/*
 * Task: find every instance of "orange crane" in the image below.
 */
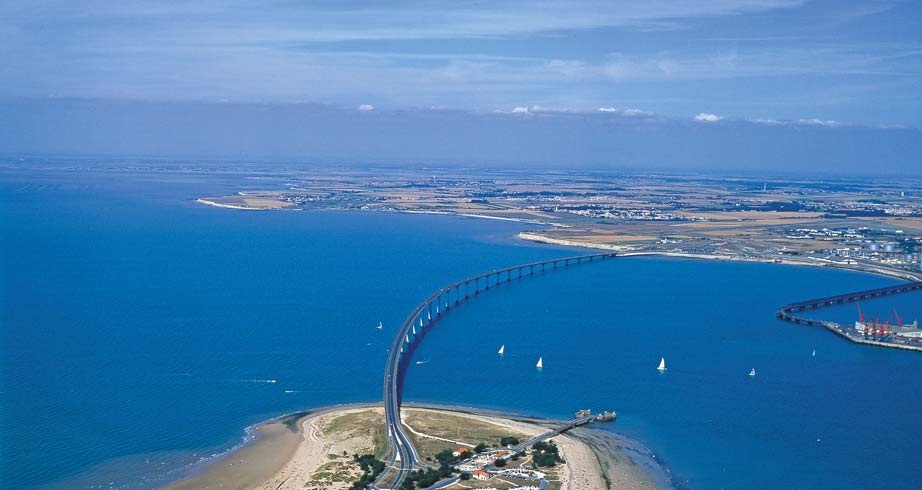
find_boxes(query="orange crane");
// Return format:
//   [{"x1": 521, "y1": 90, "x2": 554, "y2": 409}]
[{"x1": 893, "y1": 307, "x2": 904, "y2": 327}]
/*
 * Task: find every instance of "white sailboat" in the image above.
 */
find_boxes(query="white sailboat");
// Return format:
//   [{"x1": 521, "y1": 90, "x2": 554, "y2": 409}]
[
  {"x1": 749, "y1": 368, "x2": 756, "y2": 377},
  {"x1": 412, "y1": 325, "x2": 417, "y2": 336},
  {"x1": 536, "y1": 357, "x2": 543, "y2": 369},
  {"x1": 498, "y1": 344, "x2": 505, "y2": 355},
  {"x1": 812, "y1": 349, "x2": 816, "y2": 357},
  {"x1": 377, "y1": 321, "x2": 383, "y2": 330},
  {"x1": 657, "y1": 357, "x2": 667, "y2": 372}
]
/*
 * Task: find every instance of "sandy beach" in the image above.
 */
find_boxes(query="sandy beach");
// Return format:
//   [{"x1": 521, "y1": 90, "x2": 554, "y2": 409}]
[{"x1": 161, "y1": 404, "x2": 668, "y2": 490}]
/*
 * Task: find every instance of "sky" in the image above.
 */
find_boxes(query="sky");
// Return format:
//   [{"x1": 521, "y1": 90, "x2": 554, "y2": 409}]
[{"x1": 1, "y1": 1, "x2": 920, "y2": 172}]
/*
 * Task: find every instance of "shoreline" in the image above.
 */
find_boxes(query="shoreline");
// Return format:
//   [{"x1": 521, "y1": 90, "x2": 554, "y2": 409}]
[
  {"x1": 516, "y1": 231, "x2": 922, "y2": 282},
  {"x1": 171, "y1": 203, "x2": 916, "y2": 490},
  {"x1": 160, "y1": 403, "x2": 674, "y2": 490},
  {"x1": 194, "y1": 199, "x2": 920, "y2": 283},
  {"x1": 196, "y1": 198, "x2": 265, "y2": 211}
]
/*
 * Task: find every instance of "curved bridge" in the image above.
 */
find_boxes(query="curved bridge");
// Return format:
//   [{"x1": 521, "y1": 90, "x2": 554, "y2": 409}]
[{"x1": 375, "y1": 252, "x2": 616, "y2": 488}]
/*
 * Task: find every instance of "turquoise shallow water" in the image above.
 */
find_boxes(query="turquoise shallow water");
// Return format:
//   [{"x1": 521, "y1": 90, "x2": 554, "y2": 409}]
[{"x1": 1, "y1": 168, "x2": 920, "y2": 490}]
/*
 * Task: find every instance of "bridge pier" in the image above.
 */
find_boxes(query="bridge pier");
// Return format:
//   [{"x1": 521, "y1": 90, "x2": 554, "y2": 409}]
[{"x1": 378, "y1": 252, "x2": 618, "y2": 489}]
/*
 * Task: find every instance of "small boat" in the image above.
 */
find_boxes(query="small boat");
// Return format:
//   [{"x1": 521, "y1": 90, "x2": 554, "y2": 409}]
[
  {"x1": 498, "y1": 344, "x2": 505, "y2": 355},
  {"x1": 377, "y1": 321, "x2": 383, "y2": 330},
  {"x1": 749, "y1": 368, "x2": 756, "y2": 377},
  {"x1": 657, "y1": 357, "x2": 667, "y2": 372},
  {"x1": 812, "y1": 349, "x2": 816, "y2": 357},
  {"x1": 536, "y1": 357, "x2": 543, "y2": 369}
]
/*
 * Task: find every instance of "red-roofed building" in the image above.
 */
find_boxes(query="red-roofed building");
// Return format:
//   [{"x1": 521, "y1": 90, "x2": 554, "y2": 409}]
[{"x1": 471, "y1": 470, "x2": 490, "y2": 480}]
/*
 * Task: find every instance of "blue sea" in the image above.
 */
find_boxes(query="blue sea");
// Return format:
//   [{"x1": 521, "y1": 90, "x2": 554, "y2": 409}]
[{"x1": 2, "y1": 165, "x2": 921, "y2": 490}]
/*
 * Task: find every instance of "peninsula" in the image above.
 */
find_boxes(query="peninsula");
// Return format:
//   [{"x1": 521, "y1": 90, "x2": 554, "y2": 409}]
[
  {"x1": 164, "y1": 404, "x2": 666, "y2": 490},
  {"x1": 196, "y1": 168, "x2": 922, "y2": 280}
]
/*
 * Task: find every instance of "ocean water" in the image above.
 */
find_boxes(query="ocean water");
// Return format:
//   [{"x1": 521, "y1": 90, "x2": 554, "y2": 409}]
[{"x1": 2, "y1": 167, "x2": 921, "y2": 490}]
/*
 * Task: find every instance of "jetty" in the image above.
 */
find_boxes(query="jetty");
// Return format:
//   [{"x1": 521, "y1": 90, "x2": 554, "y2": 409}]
[{"x1": 777, "y1": 281, "x2": 922, "y2": 352}]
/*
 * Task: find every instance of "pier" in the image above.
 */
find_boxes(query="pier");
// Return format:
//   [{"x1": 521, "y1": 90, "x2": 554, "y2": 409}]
[
  {"x1": 777, "y1": 281, "x2": 922, "y2": 352},
  {"x1": 376, "y1": 253, "x2": 617, "y2": 489}
]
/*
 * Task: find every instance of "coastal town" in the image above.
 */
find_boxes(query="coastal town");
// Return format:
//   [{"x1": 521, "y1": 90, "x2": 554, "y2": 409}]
[{"x1": 197, "y1": 168, "x2": 922, "y2": 280}]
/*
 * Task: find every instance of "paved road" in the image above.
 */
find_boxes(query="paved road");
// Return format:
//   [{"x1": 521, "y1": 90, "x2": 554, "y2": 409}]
[{"x1": 426, "y1": 416, "x2": 595, "y2": 490}]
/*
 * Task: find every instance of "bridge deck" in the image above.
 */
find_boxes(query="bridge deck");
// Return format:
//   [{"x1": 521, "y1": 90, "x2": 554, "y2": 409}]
[{"x1": 376, "y1": 252, "x2": 616, "y2": 488}]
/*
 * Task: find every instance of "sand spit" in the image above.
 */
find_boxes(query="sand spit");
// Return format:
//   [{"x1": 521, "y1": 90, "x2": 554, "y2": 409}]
[{"x1": 161, "y1": 404, "x2": 669, "y2": 490}]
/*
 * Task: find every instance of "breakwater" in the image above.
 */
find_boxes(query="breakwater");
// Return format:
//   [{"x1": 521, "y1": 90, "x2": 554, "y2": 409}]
[{"x1": 777, "y1": 281, "x2": 922, "y2": 352}]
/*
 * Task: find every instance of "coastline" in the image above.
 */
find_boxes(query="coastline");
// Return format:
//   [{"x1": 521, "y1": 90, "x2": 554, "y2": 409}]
[
  {"x1": 194, "y1": 197, "x2": 920, "y2": 284},
  {"x1": 196, "y1": 198, "x2": 265, "y2": 211},
  {"x1": 160, "y1": 403, "x2": 673, "y2": 490},
  {"x1": 516, "y1": 231, "x2": 922, "y2": 282},
  {"x1": 172, "y1": 203, "x2": 917, "y2": 490}
]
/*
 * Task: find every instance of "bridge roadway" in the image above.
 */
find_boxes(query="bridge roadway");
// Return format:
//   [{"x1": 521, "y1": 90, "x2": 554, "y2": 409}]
[
  {"x1": 375, "y1": 252, "x2": 616, "y2": 489},
  {"x1": 776, "y1": 280, "x2": 922, "y2": 351}
]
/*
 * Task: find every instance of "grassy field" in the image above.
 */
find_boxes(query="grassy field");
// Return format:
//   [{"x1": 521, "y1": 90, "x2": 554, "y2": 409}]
[{"x1": 403, "y1": 409, "x2": 531, "y2": 461}]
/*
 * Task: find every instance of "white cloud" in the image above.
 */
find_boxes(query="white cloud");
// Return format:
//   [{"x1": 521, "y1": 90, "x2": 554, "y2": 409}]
[
  {"x1": 357, "y1": 104, "x2": 375, "y2": 111},
  {"x1": 750, "y1": 118, "x2": 782, "y2": 125},
  {"x1": 598, "y1": 106, "x2": 617, "y2": 112},
  {"x1": 511, "y1": 106, "x2": 530, "y2": 113},
  {"x1": 623, "y1": 108, "x2": 654, "y2": 116},
  {"x1": 694, "y1": 112, "x2": 723, "y2": 122},
  {"x1": 798, "y1": 118, "x2": 840, "y2": 127}
]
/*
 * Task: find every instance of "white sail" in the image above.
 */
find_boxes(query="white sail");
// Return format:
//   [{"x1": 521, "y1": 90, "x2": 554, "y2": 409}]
[
  {"x1": 812, "y1": 349, "x2": 816, "y2": 357},
  {"x1": 427, "y1": 311, "x2": 431, "y2": 321},
  {"x1": 405, "y1": 334, "x2": 410, "y2": 343},
  {"x1": 412, "y1": 325, "x2": 416, "y2": 336},
  {"x1": 749, "y1": 368, "x2": 756, "y2": 377},
  {"x1": 498, "y1": 344, "x2": 505, "y2": 355},
  {"x1": 657, "y1": 357, "x2": 667, "y2": 371},
  {"x1": 419, "y1": 317, "x2": 423, "y2": 327},
  {"x1": 536, "y1": 356, "x2": 543, "y2": 369},
  {"x1": 377, "y1": 321, "x2": 383, "y2": 330}
]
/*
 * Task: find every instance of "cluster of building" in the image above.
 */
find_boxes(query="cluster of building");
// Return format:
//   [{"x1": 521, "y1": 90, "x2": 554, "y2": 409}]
[
  {"x1": 451, "y1": 446, "x2": 548, "y2": 488},
  {"x1": 781, "y1": 227, "x2": 922, "y2": 271},
  {"x1": 454, "y1": 448, "x2": 515, "y2": 470},
  {"x1": 800, "y1": 198, "x2": 920, "y2": 217},
  {"x1": 539, "y1": 204, "x2": 704, "y2": 221}
]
